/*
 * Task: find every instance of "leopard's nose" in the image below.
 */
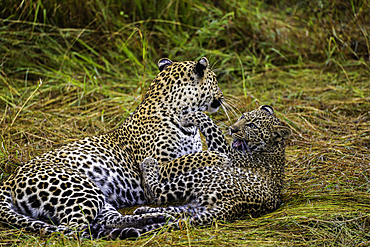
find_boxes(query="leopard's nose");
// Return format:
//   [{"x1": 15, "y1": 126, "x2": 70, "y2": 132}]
[
  {"x1": 229, "y1": 126, "x2": 237, "y2": 135},
  {"x1": 210, "y1": 99, "x2": 221, "y2": 108}
]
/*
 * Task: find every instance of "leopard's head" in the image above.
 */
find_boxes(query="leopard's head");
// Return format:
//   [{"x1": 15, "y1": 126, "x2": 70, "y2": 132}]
[
  {"x1": 230, "y1": 105, "x2": 291, "y2": 152},
  {"x1": 145, "y1": 57, "x2": 223, "y2": 115}
]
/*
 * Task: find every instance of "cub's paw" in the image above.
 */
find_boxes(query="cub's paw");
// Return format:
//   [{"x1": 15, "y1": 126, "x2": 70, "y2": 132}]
[
  {"x1": 140, "y1": 157, "x2": 159, "y2": 171},
  {"x1": 180, "y1": 112, "x2": 208, "y2": 128}
]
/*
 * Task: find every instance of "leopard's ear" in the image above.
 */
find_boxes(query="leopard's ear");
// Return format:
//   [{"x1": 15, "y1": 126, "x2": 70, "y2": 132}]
[
  {"x1": 158, "y1": 58, "x2": 173, "y2": 72},
  {"x1": 260, "y1": 105, "x2": 274, "y2": 115},
  {"x1": 195, "y1": 57, "x2": 209, "y2": 78},
  {"x1": 273, "y1": 125, "x2": 292, "y2": 140}
]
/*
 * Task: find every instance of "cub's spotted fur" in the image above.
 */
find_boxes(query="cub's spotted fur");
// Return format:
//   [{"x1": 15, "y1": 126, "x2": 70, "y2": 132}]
[{"x1": 134, "y1": 105, "x2": 291, "y2": 231}]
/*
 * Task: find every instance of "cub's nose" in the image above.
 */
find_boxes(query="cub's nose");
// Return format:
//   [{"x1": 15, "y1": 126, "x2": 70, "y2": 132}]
[
  {"x1": 229, "y1": 126, "x2": 237, "y2": 135},
  {"x1": 229, "y1": 126, "x2": 237, "y2": 133}
]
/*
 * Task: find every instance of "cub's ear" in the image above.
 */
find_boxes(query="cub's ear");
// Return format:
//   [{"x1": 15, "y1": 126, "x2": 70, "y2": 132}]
[
  {"x1": 195, "y1": 57, "x2": 209, "y2": 78},
  {"x1": 158, "y1": 58, "x2": 173, "y2": 72},
  {"x1": 273, "y1": 125, "x2": 292, "y2": 140},
  {"x1": 260, "y1": 105, "x2": 274, "y2": 115}
]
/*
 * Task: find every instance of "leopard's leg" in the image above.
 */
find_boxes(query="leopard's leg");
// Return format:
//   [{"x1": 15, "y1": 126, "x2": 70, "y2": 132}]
[
  {"x1": 139, "y1": 157, "x2": 160, "y2": 202},
  {"x1": 140, "y1": 155, "x2": 230, "y2": 202},
  {"x1": 140, "y1": 156, "x2": 198, "y2": 205},
  {"x1": 1, "y1": 167, "x2": 171, "y2": 240},
  {"x1": 0, "y1": 184, "x2": 69, "y2": 235},
  {"x1": 180, "y1": 112, "x2": 231, "y2": 154},
  {"x1": 134, "y1": 201, "x2": 232, "y2": 233},
  {"x1": 134, "y1": 203, "x2": 209, "y2": 218},
  {"x1": 0, "y1": 171, "x2": 101, "y2": 237},
  {"x1": 143, "y1": 152, "x2": 231, "y2": 184},
  {"x1": 86, "y1": 202, "x2": 175, "y2": 239},
  {"x1": 137, "y1": 164, "x2": 248, "y2": 233}
]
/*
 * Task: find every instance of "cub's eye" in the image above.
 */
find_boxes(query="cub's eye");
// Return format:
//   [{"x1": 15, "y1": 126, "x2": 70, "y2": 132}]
[
  {"x1": 239, "y1": 115, "x2": 245, "y2": 120},
  {"x1": 248, "y1": 123, "x2": 257, "y2": 129}
]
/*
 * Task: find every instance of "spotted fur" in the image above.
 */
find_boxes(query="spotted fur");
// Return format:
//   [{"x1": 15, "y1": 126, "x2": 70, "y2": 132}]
[
  {"x1": 134, "y1": 105, "x2": 292, "y2": 232},
  {"x1": 0, "y1": 57, "x2": 223, "y2": 239}
]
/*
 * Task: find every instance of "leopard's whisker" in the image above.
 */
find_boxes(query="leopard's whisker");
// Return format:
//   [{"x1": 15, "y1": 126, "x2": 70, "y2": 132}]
[
  {"x1": 225, "y1": 94, "x2": 244, "y2": 105},
  {"x1": 224, "y1": 97, "x2": 242, "y2": 116},
  {"x1": 220, "y1": 103, "x2": 234, "y2": 120},
  {"x1": 223, "y1": 99, "x2": 243, "y2": 115},
  {"x1": 222, "y1": 99, "x2": 240, "y2": 119},
  {"x1": 221, "y1": 103, "x2": 232, "y2": 123},
  {"x1": 222, "y1": 102, "x2": 231, "y2": 119},
  {"x1": 223, "y1": 96, "x2": 241, "y2": 106},
  {"x1": 222, "y1": 100, "x2": 239, "y2": 123}
]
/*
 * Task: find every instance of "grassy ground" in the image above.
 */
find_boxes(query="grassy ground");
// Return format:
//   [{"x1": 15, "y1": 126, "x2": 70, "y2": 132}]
[{"x1": 1, "y1": 0, "x2": 370, "y2": 246}]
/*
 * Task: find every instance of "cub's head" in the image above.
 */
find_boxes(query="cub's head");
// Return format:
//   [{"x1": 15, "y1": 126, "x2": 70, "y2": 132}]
[
  {"x1": 230, "y1": 105, "x2": 291, "y2": 152},
  {"x1": 145, "y1": 57, "x2": 223, "y2": 114}
]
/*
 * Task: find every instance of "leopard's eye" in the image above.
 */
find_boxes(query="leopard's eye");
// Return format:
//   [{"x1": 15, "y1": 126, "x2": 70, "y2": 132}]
[{"x1": 248, "y1": 123, "x2": 257, "y2": 129}]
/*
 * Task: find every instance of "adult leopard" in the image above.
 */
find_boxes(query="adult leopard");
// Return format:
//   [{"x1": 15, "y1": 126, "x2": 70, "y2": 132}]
[
  {"x1": 134, "y1": 105, "x2": 291, "y2": 233},
  {"x1": 0, "y1": 57, "x2": 223, "y2": 239}
]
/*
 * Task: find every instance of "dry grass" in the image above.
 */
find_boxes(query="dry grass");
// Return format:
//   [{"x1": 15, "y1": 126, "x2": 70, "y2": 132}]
[{"x1": 1, "y1": 0, "x2": 370, "y2": 246}]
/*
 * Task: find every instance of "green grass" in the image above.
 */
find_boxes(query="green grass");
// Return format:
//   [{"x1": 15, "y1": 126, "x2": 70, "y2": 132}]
[{"x1": 1, "y1": 0, "x2": 370, "y2": 246}]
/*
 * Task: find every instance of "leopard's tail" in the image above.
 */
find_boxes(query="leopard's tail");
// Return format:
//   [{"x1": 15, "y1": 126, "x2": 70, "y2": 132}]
[{"x1": 0, "y1": 184, "x2": 68, "y2": 235}]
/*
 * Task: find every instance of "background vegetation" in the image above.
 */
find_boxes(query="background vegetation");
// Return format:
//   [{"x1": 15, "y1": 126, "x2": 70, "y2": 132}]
[{"x1": 1, "y1": 0, "x2": 369, "y2": 246}]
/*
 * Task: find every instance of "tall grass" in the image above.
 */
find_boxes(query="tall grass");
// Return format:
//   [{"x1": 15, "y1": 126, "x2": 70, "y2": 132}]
[{"x1": 1, "y1": 0, "x2": 370, "y2": 246}]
